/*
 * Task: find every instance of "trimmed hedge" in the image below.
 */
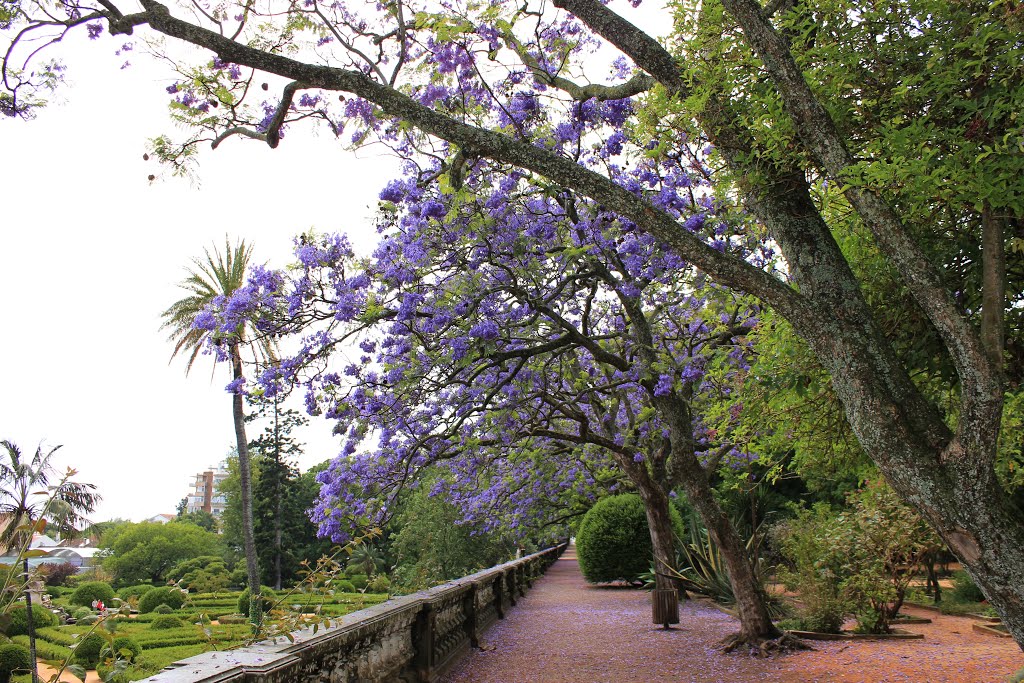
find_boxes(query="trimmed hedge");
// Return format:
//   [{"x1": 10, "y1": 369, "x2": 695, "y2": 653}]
[
  {"x1": 5, "y1": 603, "x2": 57, "y2": 636},
  {"x1": 102, "y1": 636, "x2": 142, "y2": 662},
  {"x1": 0, "y1": 643, "x2": 32, "y2": 683},
  {"x1": 72, "y1": 632, "x2": 107, "y2": 667},
  {"x1": 576, "y1": 493, "x2": 684, "y2": 584},
  {"x1": 236, "y1": 587, "x2": 275, "y2": 618},
  {"x1": 138, "y1": 587, "x2": 186, "y2": 614},
  {"x1": 69, "y1": 581, "x2": 116, "y2": 608},
  {"x1": 149, "y1": 615, "x2": 184, "y2": 630}
]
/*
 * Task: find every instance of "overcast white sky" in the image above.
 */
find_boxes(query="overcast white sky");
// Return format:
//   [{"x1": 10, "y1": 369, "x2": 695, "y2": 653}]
[
  {"x1": 0, "y1": 31, "x2": 400, "y2": 523},
  {"x1": 0, "y1": 0, "x2": 664, "y2": 525}
]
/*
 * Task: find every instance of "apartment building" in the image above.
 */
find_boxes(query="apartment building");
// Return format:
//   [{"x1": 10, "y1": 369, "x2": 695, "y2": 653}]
[{"x1": 186, "y1": 461, "x2": 231, "y2": 517}]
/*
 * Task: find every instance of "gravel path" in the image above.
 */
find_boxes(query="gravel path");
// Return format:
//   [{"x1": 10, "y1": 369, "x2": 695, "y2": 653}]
[{"x1": 442, "y1": 547, "x2": 1024, "y2": 683}]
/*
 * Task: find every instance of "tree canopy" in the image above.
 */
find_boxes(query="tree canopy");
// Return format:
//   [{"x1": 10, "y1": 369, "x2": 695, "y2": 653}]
[{"x1": 3, "y1": 0, "x2": 1023, "y2": 647}]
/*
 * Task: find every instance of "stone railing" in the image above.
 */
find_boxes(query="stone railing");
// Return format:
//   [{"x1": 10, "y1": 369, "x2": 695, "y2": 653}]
[{"x1": 142, "y1": 543, "x2": 567, "y2": 683}]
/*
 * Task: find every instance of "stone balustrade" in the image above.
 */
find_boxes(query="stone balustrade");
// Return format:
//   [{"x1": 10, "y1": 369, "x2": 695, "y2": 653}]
[{"x1": 141, "y1": 543, "x2": 567, "y2": 683}]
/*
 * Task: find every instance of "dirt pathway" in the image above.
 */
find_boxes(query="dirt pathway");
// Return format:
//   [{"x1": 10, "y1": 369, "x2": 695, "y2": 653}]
[{"x1": 442, "y1": 547, "x2": 1024, "y2": 683}]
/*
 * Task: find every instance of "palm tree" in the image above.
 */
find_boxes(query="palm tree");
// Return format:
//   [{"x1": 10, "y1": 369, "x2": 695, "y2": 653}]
[
  {"x1": 160, "y1": 237, "x2": 274, "y2": 627},
  {"x1": 0, "y1": 440, "x2": 99, "y2": 683},
  {"x1": 0, "y1": 441, "x2": 99, "y2": 552}
]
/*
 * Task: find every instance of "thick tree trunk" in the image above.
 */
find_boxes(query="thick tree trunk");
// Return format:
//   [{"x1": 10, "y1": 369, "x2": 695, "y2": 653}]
[
  {"x1": 231, "y1": 343, "x2": 262, "y2": 628},
  {"x1": 634, "y1": 478, "x2": 685, "y2": 600},
  {"x1": 659, "y1": 400, "x2": 781, "y2": 646}
]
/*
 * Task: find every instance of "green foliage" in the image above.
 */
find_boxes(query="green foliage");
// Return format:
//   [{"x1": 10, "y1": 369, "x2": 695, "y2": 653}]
[
  {"x1": 366, "y1": 575, "x2": 391, "y2": 593},
  {"x1": 117, "y1": 584, "x2": 155, "y2": 601},
  {"x1": 102, "y1": 636, "x2": 142, "y2": 662},
  {"x1": 576, "y1": 494, "x2": 684, "y2": 585},
  {"x1": 5, "y1": 603, "x2": 56, "y2": 636},
  {"x1": 102, "y1": 521, "x2": 224, "y2": 585},
  {"x1": 236, "y1": 587, "x2": 274, "y2": 617},
  {"x1": 0, "y1": 643, "x2": 31, "y2": 683},
  {"x1": 951, "y1": 570, "x2": 986, "y2": 604},
  {"x1": 149, "y1": 615, "x2": 184, "y2": 630},
  {"x1": 175, "y1": 511, "x2": 218, "y2": 532},
  {"x1": 166, "y1": 556, "x2": 231, "y2": 593},
  {"x1": 389, "y1": 476, "x2": 515, "y2": 590},
  {"x1": 72, "y1": 631, "x2": 107, "y2": 667},
  {"x1": 333, "y1": 580, "x2": 356, "y2": 594},
  {"x1": 72, "y1": 607, "x2": 93, "y2": 621},
  {"x1": 69, "y1": 580, "x2": 116, "y2": 607},
  {"x1": 775, "y1": 480, "x2": 941, "y2": 633},
  {"x1": 152, "y1": 604, "x2": 174, "y2": 615},
  {"x1": 138, "y1": 587, "x2": 187, "y2": 614},
  {"x1": 347, "y1": 574, "x2": 368, "y2": 591}
]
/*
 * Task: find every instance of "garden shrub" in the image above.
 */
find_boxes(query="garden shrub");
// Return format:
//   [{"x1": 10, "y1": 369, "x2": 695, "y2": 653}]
[
  {"x1": 0, "y1": 643, "x2": 32, "y2": 683},
  {"x1": 78, "y1": 614, "x2": 99, "y2": 625},
  {"x1": 72, "y1": 607, "x2": 93, "y2": 620},
  {"x1": 118, "y1": 584, "x2": 155, "y2": 601},
  {"x1": 42, "y1": 562, "x2": 80, "y2": 587},
  {"x1": 102, "y1": 636, "x2": 141, "y2": 662},
  {"x1": 5, "y1": 603, "x2": 57, "y2": 636},
  {"x1": 950, "y1": 570, "x2": 986, "y2": 603},
  {"x1": 775, "y1": 481, "x2": 940, "y2": 634},
  {"x1": 347, "y1": 574, "x2": 368, "y2": 591},
  {"x1": 237, "y1": 587, "x2": 275, "y2": 617},
  {"x1": 334, "y1": 580, "x2": 356, "y2": 594},
  {"x1": 72, "y1": 632, "x2": 107, "y2": 667},
  {"x1": 70, "y1": 581, "x2": 116, "y2": 607},
  {"x1": 215, "y1": 614, "x2": 247, "y2": 625},
  {"x1": 576, "y1": 494, "x2": 683, "y2": 584},
  {"x1": 366, "y1": 575, "x2": 391, "y2": 593},
  {"x1": 150, "y1": 615, "x2": 184, "y2": 630},
  {"x1": 153, "y1": 604, "x2": 174, "y2": 614},
  {"x1": 96, "y1": 662, "x2": 134, "y2": 683},
  {"x1": 138, "y1": 587, "x2": 186, "y2": 613}
]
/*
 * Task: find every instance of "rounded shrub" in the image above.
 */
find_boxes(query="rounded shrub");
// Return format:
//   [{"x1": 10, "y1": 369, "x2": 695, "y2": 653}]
[
  {"x1": 348, "y1": 574, "x2": 368, "y2": 591},
  {"x1": 149, "y1": 615, "x2": 184, "y2": 630},
  {"x1": 334, "y1": 580, "x2": 356, "y2": 594},
  {"x1": 237, "y1": 586, "x2": 275, "y2": 617},
  {"x1": 102, "y1": 636, "x2": 141, "y2": 663},
  {"x1": 138, "y1": 587, "x2": 186, "y2": 613},
  {"x1": 153, "y1": 604, "x2": 174, "y2": 614},
  {"x1": 117, "y1": 584, "x2": 155, "y2": 601},
  {"x1": 72, "y1": 632, "x2": 107, "y2": 667},
  {"x1": 366, "y1": 575, "x2": 391, "y2": 593},
  {"x1": 70, "y1": 581, "x2": 116, "y2": 608},
  {"x1": 72, "y1": 607, "x2": 94, "y2": 620},
  {"x1": 576, "y1": 494, "x2": 683, "y2": 585},
  {"x1": 5, "y1": 603, "x2": 57, "y2": 636},
  {"x1": 95, "y1": 663, "x2": 133, "y2": 683},
  {"x1": 0, "y1": 643, "x2": 32, "y2": 683}
]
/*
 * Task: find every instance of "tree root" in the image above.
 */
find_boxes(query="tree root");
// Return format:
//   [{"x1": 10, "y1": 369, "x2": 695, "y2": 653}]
[{"x1": 719, "y1": 631, "x2": 812, "y2": 657}]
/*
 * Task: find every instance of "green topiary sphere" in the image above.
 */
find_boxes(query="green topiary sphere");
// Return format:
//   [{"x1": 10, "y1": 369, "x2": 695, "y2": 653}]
[
  {"x1": 72, "y1": 632, "x2": 107, "y2": 668},
  {"x1": 69, "y1": 581, "x2": 116, "y2": 608},
  {"x1": 102, "y1": 636, "x2": 141, "y2": 663},
  {"x1": 138, "y1": 587, "x2": 186, "y2": 614},
  {"x1": 5, "y1": 603, "x2": 57, "y2": 636},
  {"x1": 236, "y1": 586, "x2": 275, "y2": 617},
  {"x1": 150, "y1": 615, "x2": 184, "y2": 630},
  {"x1": 576, "y1": 493, "x2": 683, "y2": 585},
  {"x1": 0, "y1": 643, "x2": 32, "y2": 683}
]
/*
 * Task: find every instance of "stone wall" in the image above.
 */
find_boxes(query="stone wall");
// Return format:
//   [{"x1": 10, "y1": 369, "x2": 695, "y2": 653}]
[{"x1": 141, "y1": 544, "x2": 566, "y2": 683}]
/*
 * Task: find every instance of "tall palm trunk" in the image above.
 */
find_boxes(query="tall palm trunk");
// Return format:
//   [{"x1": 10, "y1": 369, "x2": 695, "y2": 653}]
[{"x1": 231, "y1": 342, "x2": 261, "y2": 627}]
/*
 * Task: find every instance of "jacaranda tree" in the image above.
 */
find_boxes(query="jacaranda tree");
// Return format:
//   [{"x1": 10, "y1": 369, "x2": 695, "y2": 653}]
[
  {"x1": 198, "y1": 153, "x2": 784, "y2": 645},
  {"x1": 4, "y1": 0, "x2": 1023, "y2": 648}
]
